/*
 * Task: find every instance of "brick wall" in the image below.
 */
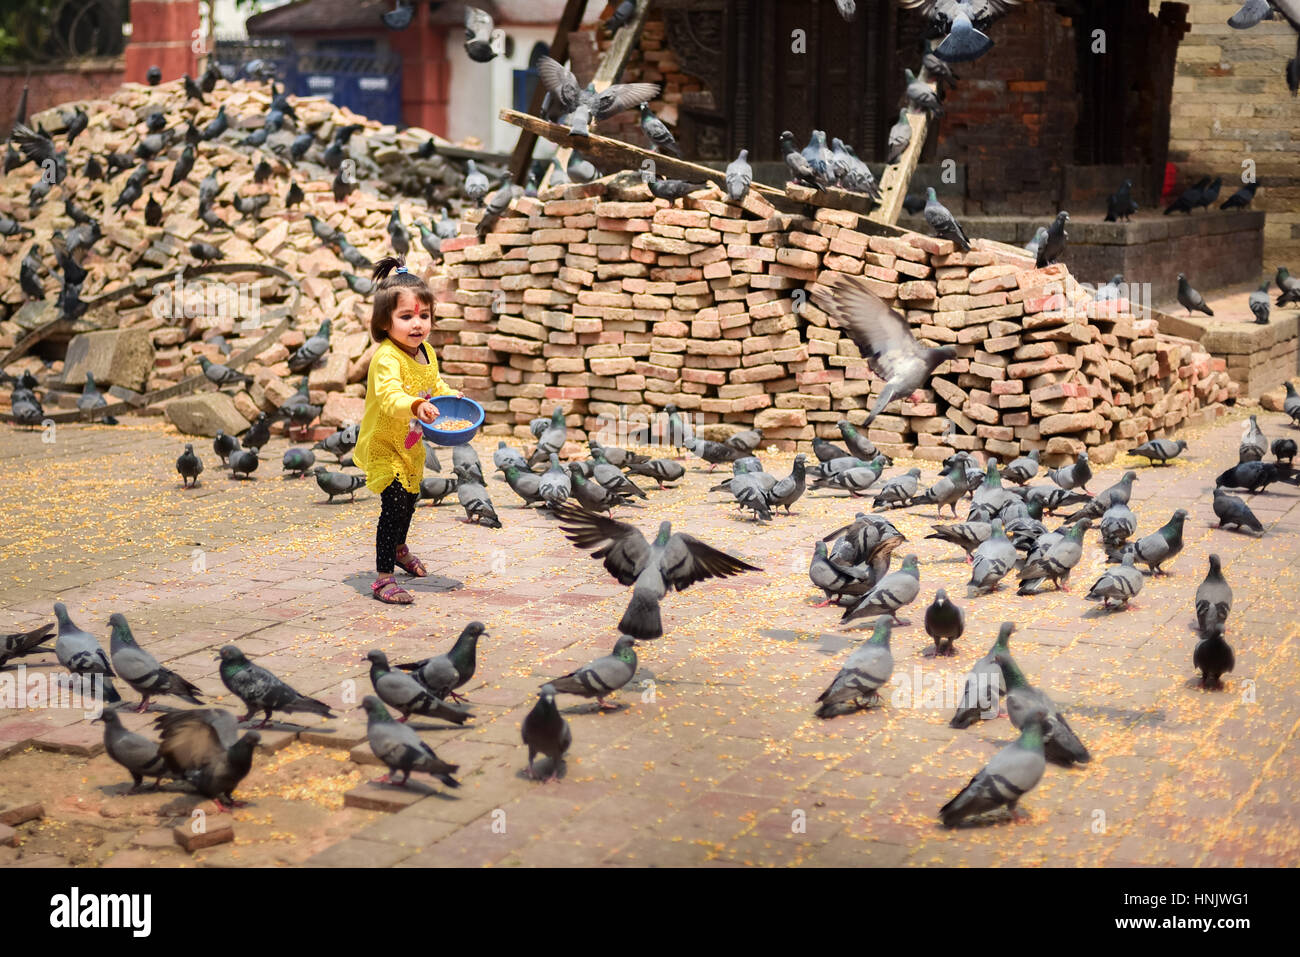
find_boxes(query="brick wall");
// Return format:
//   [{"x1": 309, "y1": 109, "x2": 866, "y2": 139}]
[
  {"x1": 1163, "y1": 0, "x2": 1300, "y2": 271},
  {"x1": 0, "y1": 60, "x2": 125, "y2": 136}
]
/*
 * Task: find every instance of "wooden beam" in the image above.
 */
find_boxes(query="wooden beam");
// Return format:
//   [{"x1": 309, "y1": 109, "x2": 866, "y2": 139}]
[
  {"x1": 500, "y1": 109, "x2": 787, "y2": 199},
  {"x1": 508, "y1": 0, "x2": 591, "y2": 185},
  {"x1": 868, "y1": 106, "x2": 930, "y2": 227},
  {"x1": 543, "y1": 0, "x2": 654, "y2": 190}
]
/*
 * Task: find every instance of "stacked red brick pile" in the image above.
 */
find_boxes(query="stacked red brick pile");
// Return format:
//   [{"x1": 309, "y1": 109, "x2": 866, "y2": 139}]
[{"x1": 437, "y1": 174, "x2": 1235, "y2": 462}]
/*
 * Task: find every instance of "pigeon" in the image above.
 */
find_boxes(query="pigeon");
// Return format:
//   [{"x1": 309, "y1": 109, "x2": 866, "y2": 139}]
[
  {"x1": 604, "y1": 0, "x2": 636, "y2": 32},
  {"x1": 1274, "y1": 437, "x2": 1297, "y2": 465},
  {"x1": 841, "y1": 554, "x2": 921, "y2": 626},
  {"x1": 233, "y1": 193, "x2": 270, "y2": 220},
  {"x1": 217, "y1": 645, "x2": 335, "y2": 728},
  {"x1": 873, "y1": 467, "x2": 923, "y2": 509},
  {"x1": 813, "y1": 276, "x2": 957, "y2": 427},
  {"x1": 146, "y1": 65, "x2": 161, "y2": 85},
  {"x1": 1239, "y1": 415, "x2": 1267, "y2": 463},
  {"x1": 924, "y1": 588, "x2": 965, "y2": 656},
  {"x1": 464, "y1": 6, "x2": 507, "y2": 62},
  {"x1": 53, "y1": 603, "x2": 120, "y2": 703},
  {"x1": 1127, "y1": 438, "x2": 1187, "y2": 466},
  {"x1": 1129, "y1": 508, "x2": 1188, "y2": 574},
  {"x1": 886, "y1": 109, "x2": 913, "y2": 165},
  {"x1": 686, "y1": 437, "x2": 745, "y2": 469},
  {"x1": 904, "y1": 68, "x2": 943, "y2": 117},
  {"x1": 922, "y1": 187, "x2": 970, "y2": 251},
  {"x1": 108, "y1": 614, "x2": 203, "y2": 712},
  {"x1": 1195, "y1": 177, "x2": 1223, "y2": 210},
  {"x1": 809, "y1": 541, "x2": 875, "y2": 606},
  {"x1": 551, "y1": 502, "x2": 762, "y2": 641},
  {"x1": 395, "y1": 622, "x2": 486, "y2": 702},
  {"x1": 1276, "y1": 267, "x2": 1300, "y2": 306},
  {"x1": 289, "y1": 131, "x2": 314, "y2": 162},
  {"x1": 332, "y1": 165, "x2": 356, "y2": 203},
  {"x1": 1165, "y1": 176, "x2": 1210, "y2": 215},
  {"x1": 144, "y1": 194, "x2": 163, "y2": 227},
  {"x1": 229, "y1": 449, "x2": 259, "y2": 480},
  {"x1": 996, "y1": 650, "x2": 1090, "y2": 766},
  {"x1": 288, "y1": 320, "x2": 331, "y2": 373},
  {"x1": 1098, "y1": 501, "x2": 1137, "y2": 557},
  {"x1": 646, "y1": 178, "x2": 700, "y2": 202},
  {"x1": 416, "y1": 222, "x2": 443, "y2": 262},
  {"x1": 382, "y1": 0, "x2": 414, "y2": 30},
  {"x1": 624, "y1": 457, "x2": 686, "y2": 489},
  {"x1": 200, "y1": 106, "x2": 228, "y2": 142},
  {"x1": 939, "y1": 712, "x2": 1048, "y2": 828},
  {"x1": 725, "y1": 149, "x2": 752, "y2": 202},
  {"x1": 1035, "y1": 211, "x2": 1069, "y2": 268},
  {"x1": 1062, "y1": 473, "x2": 1136, "y2": 523},
  {"x1": 836, "y1": 421, "x2": 879, "y2": 461},
  {"x1": 245, "y1": 412, "x2": 272, "y2": 451},
  {"x1": 1221, "y1": 181, "x2": 1259, "y2": 210},
  {"x1": 768, "y1": 454, "x2": 808, "y2": 513},
  {"x1": 913, "y1": 462, "x2": 968, "y2": 518},
  {"x1": 176, "y1": 444, "x2": 204, "y2": 488},
  {"x1": 639, "y1": 104, "x2": 681, "y2": 157},
  {"x1": 967, "y1": 521, "x2": 1019, "y2": 595},
  {"x1": 213, "y1": 430, "x2": 240, "y2": 466},
  {"x1": 366, "y1": 651, "x2": 471, "y2": 725},
  {"x1": 361, "y1": 696, "x2": 459, "y2": 788},
  {"x1": 1104, "y1": 178, "x2": 1138, "y2": 222},
  {"x1": 948, "y1": 622, "x2": 1014, "y2": 729},
  {"x1": 1000, "y1": 450, "x2": 1039, "y2": 485},
  {"x1": 522, "y1": 684, "x2": 572, "y2": 781},
  {"x1": 476, "y1": 184, "x2": 523, "y2": 238},
  {"x1": 1285, "y1": 380, "x2": 1300, "y2": 424},
  {"x1": 779, "y1": 130, "x2": 820, "y2": 188},
  {"x1": 1046, "y1": 451, "x2": 1092, "y2": 492},
  {"x1": 1248, "y1": 281, "x2": 1271, "y2": 324},
  {"x1": 198, "y1": 356, "x2": 253, "y2": 388},
  {"x1": 313, "y1": 467, "x2": 365, "y2": 502},
  {"x1": 1177, "y1": 274, "x2": 1213, "y2": 317},
  {"x1": 456, "y1": 470, "x2": 502, "y2": 528},
  {"x1": 502, "y1": 464, "x2": 545, "y2": 506},
  {"x1": 100, "y1": 708, "x2": 170, "y2": 791},
  {"x1": 729, "y1": 462, "x2": 774, "y2": 522},
  {"x1": 1215, "y1": 460, "x2": 1294, "y2": 494},
  {"x1": 547, "y1": 635, "x2": 638, "y2": 709},
  {"x1": 539, "y1": 453, "x2": 573, "y2": 508},
  {"x1": 282, "y1": 448, "x2": 316, "y2": 478},
  {"x1": 815, "y1": 617, "x2": 894, "y2": 718},
  {"x1": 1024, "y1": 226, "x2": 1049, "y2": 258},
  {"x1": 155, "y1": 709, "x2": 259, "y2": 811},
  {"x1": 313, "y1": 423, "x2": 358, "y2": 462},
  {"x1": 1084, "y1": 553, "x2": 1144, "y2": 610},
  {"x1": 1094, "y1": 274, "x2": 1125, "y2": 301},
  {"x1": 419, "y1": 476, "x2": 458, "y2": 505},
  {"x1": 0, "y1": 622, "x2": 53, "y2": 669},
  {"x1": 190, "y1": 241, "x2": 223, "y2": 262},
  {"x1": 536, "y1": 56, "x2": 659, "y2": 137},
  {"x1": 462, "y1": 159, "x2": 489, "y2": 204},
  {"x1": 1195, "y1": 554, "x2": 1233, "y2": 633},
  {"x1": 1193, "y1": 622, "x2": 1234, "y2": 690}
]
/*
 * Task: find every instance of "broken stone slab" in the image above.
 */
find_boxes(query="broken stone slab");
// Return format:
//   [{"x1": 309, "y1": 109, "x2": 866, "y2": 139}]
[
  {"x1": 60, "y1": 328, "x2": 156, "y2": 392},
  {"x1": 343, "y1": 781, "x2": 433, "y2": 812},
  {"x1": 0, "y1": 802, "x2": 43, "y2": 826},
  {"x1": 173, "y1": 821, "x2": 235, "y2": 852},
  {"x1": 162, "y1": 391, "x2": 253, "y2": 438}
]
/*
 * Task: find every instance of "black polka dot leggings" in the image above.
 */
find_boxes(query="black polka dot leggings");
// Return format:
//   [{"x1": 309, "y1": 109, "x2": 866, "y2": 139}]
[{"x1": 376, "y1": 479, "x2": 419, "y2": 574}]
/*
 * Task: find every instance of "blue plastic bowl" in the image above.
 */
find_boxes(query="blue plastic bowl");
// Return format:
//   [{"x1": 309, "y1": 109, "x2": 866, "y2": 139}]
[{"x1": 420, "y1": 395, "x2": 485, "y2": 447}]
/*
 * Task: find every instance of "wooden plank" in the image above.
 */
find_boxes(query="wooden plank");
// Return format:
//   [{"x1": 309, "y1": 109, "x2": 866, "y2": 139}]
[
  {"x1": 868, "y1": 102, "x2": 931, "y2": 227},
  {"x1": 543, "y1": 0, "x2": 654, "y2": 191},
  {"x1": 500, "y1": 109, "x2": 787, "y2": 199},
  {"x1": 785, "y1": 183, "x2": 879, "y2": 217},
  {"x1": 508, "y1": 0, "x2": 591, "y2": 185}
]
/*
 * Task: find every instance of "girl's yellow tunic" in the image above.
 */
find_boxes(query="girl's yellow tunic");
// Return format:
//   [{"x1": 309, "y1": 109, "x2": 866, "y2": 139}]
[{"x1": 353, "y1": 338, "x2": 455, "y2": 494}]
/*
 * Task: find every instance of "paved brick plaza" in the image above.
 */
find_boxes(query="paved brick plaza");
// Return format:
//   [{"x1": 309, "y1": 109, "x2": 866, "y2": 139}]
[{"x1": 0, "y1": 406, "x2": 1297, "y2": 867}]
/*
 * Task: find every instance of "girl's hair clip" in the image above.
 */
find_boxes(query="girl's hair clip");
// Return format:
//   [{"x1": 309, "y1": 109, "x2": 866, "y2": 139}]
[{"x1": 396, "y1": 265, "x2": 408, "y2": 274}]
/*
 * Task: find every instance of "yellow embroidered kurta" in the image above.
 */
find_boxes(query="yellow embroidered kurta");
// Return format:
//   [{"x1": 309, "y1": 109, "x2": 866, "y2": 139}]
[{"x1": 354, "y1": 338, "x2": 455, "y2": 494}]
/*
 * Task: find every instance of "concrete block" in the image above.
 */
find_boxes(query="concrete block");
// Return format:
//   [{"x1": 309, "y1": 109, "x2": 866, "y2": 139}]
[
  {"x1": 163, "y1": 392, "x2": 253, "y2": 437},
  {"x1": 60, "y1": 328, "x2": 155, "y2": 392}
]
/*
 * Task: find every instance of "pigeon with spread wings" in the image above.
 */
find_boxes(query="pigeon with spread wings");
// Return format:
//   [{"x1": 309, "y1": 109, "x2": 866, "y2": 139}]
[
  {"x1": 550, "y1": 502, "x2": 761, "y2": 640},
  {"x1": 814, "y1": 275, "x2": 958, "y2": 426},
  {"x1": 536, "y1": 56, "x2": 660, "y2": 137}
]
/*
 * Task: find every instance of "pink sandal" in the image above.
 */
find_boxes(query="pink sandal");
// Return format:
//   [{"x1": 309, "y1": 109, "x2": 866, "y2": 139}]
[
  {"x1": 372, "y1": 575, "x2": 413, "y2": 604},
  {"x1": 394, "y1": 545, "x2": 428, "y2": 578}
]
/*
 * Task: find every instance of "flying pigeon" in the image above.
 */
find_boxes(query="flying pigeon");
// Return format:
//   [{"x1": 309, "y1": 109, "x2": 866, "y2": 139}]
[
  {"x1": 464, "y1": 6, "x2": 507, "y2": 62},
  {"x1": 536, "y1": 56, "x2": 659, "y2": 137},
  {"x1": 155, "y1": 708, "x2": 259, "y2": 811},
  {"x1": 813, "y1": 275, "x2": 958, "y2": 426}
]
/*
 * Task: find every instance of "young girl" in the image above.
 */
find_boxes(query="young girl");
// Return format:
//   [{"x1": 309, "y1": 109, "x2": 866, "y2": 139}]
[{"x1": 353, "y1": 256, "x2": 461, "y2": 604}]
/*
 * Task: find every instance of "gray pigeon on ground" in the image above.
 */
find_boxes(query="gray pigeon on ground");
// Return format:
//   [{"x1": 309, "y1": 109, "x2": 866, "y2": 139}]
[
  {"x1": 1062, "y1": 473, "x2": 1136, "y2": 522},
  {"x1": 940, "y1": 712, "x2": 1048, "y2": 828},
  {"x1": 1099, "y1": 501, "x2": 1138, "y2": 559},
  {"x1": 967, "y1": 521, "x2": 1018, "y2": 596},
  {"x1": 926, "y1": 519, "x2": 992, "y2": 559},
  {"x1": 493, "y1": 441, "x2": 528, "y2": 474},
  {"x1": 539, "y1": 453, "x2": 572, "y2": 508},
  {"x1": 1046, "y1": 451, "x2": 1092, "y2": 492},
  {"x1": 229, "y1": 449, "x2": 259, "y2": 479},
  {"x1": 995, "y1": 649, "x2": 1091, "y2": 766},
  {"x1": 109, "y1": 613, "x2": 203, "y2": 712},
  {"x1": 313, "y1": 467, "x2": 365, "y2": 502},
  {"x1": 1212, "y1": 487, "x2": 1264, "y2": 535},
  {"x1": 53, "y1": 602, "x2": 120, "y2": 703},
  {"x1": 419, "y1": 475, "x2": 458, "y2": 505},
  {"x1": 547, "y1": 635, "x2": 638, "y2": 709},
  {"x1": 522, "y1": 684, "x2": 572, "y2": 781},
  {"x1": 1193, "y1": 622, "x2": 1234, "y2": 690},
  {"x1": 452, "y1": 443, "x2": 485, "y2": 484},
  {"x1": 456, "y1": 470, "x2": 502, "y2": 528},
  {"x1": 282, "y1": 448, "x2": 316, "y2": 478},
  {"x1": 841, "y1": 554, "x2": 921, "y2": 626},
  {"x1": 551, "y1": 503, "x2": 762, "y2": 641},
  {"x1": 814, "y1": 275, "x2": 958, "y2": 426},
  {"x1": 1177, "y1": 273, "x2": 1213, "y2": 317},
  {"x1": 1128, "y1": 508, "x2": 1188, "y2": 575},
  {"x1": 767, "y1": 454, "x2": 808, "y2": 513},
  {"x1": 924, "y1": 588, "x2": 965, "y2": 656},
  {"x1": 366, "y1": 651, "x2": 471, "y2": 725},
  {"x1": 1284, "y1": 380, "x2": 1300, "y2": 425},
  {"x1": 913, "y1": 462, "x2": 968, "y2": 517},
  {"x1": 809, "y1": 541, "x2": 873, "y2": 606},
  {"x1": 1239, "y1": 415, "x2": 1267, "y2": 463},
  {"x1": 176, "y1": 444, "x2": 203, "y2": 488},
  {"x1": 1195, "y1": 554, "x2": 1232, "y2": 632},
  {"x1": 361, "y1": 696, "x2": 460, "y2": 788},
  {"x1": 922, "y1": 187, "x2": 970, "y2": 251},
  {"x1": 873, "y1": 467, "x2": 923, "y2": 508},
  {"x1": 528, "y1": 405, "x2": 567, "y2": 466},
  {"x1": 1249, "y1": 281, "x2": 1271, "y2": 324},
  {"x1": 949, "y1": 622, "x2": 1014, "y2": 729},
  {"x1": 1084, "y1": 553, "x2": 1143, "y2": 610},
  {"x1": 1000, "y1": 450, "x2": 1039, "y2": 485},
  {"x1": 101, "y1": 707, "x2": 170, "y2": 791},
  {"x1": 0, "y1": 621, "x2": 53, "y2": 668},
  {"x1": 395, "y1": 622, "x2": 486, "y2": 702},
  {"x1": 1128, "y1": 437, "x2": 1187, "y2": 466},
  {"x1": 154, "y1": 708, "x2": 259, "y2": 811},
  {"x1": 815, "y1": 617, "x2": 894, "y2": 718},
  {"x1": 217, "y1": 644, "x2": 335, "y2": 727}
]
